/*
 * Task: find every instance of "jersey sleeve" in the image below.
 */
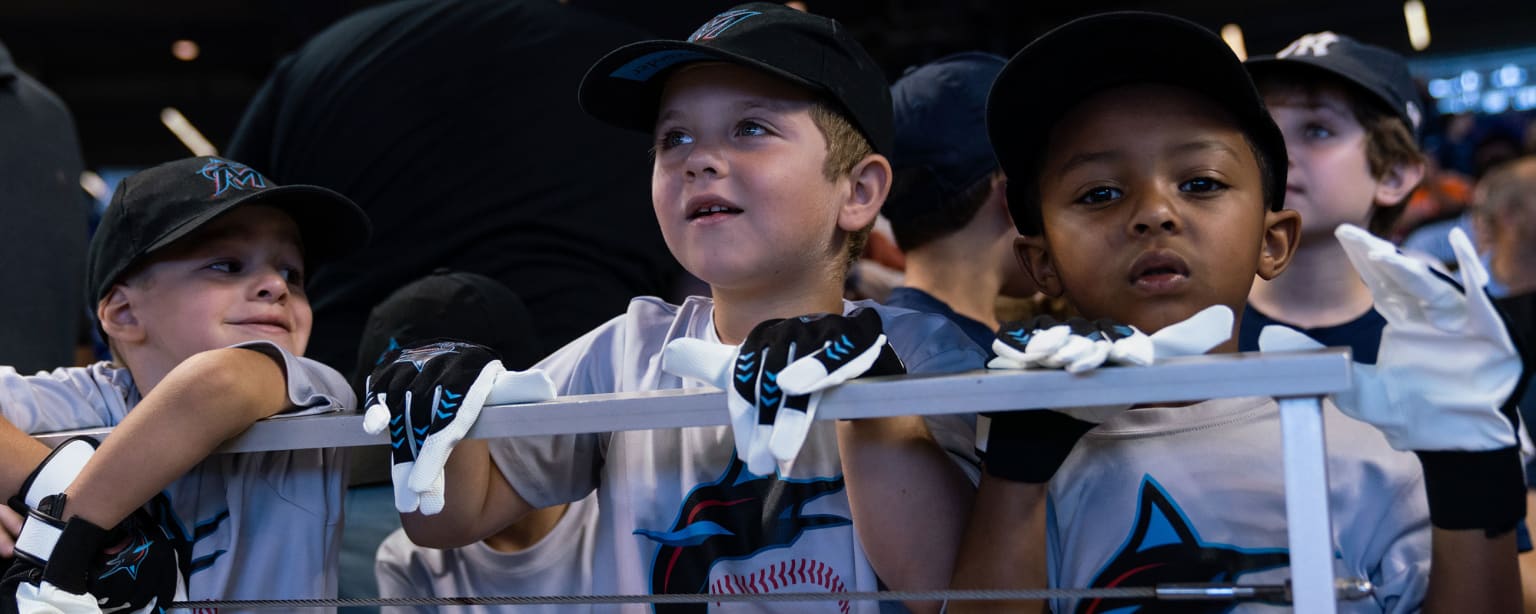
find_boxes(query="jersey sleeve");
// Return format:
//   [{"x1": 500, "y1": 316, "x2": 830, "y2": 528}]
[
  {"x1": 486, "y1": 315, "x2": 628, "y2": 509},
  {"x1": 0, "y1": 365, "x2": 129, "y2": 433},
  {"x1": 880, "y1": 306, "x2": 989, "y2": 484},
  {"x1": 232, "y1": 340, "x2": 356, "y2": 418},
  {"x1": 374, "y1": 529, "x2": 438, "y2": 614}
]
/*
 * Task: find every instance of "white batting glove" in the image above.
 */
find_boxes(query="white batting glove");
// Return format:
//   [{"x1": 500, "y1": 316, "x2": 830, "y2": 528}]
[
  {"x1": 363, "y1": 341, "x2": 555, "y2": 514},
  {"x1": 1260, "y1": 224, "x2": 1522, "y2": 452},
  {"x1": 663, "y1": 309, "x2": 906, "y2": 475},
  {"x1": 989, "y1": 305, "x2": 1233, "y2": 373}
]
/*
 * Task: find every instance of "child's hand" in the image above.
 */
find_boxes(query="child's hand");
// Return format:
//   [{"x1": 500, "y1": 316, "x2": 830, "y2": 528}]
[
  {"x1": 1328, "y1": 224, "x2": 1522, "y2": 452},
  {"x1": 1262, "y1": 224, "x2": 1526, "y2": 534},
  {"x1": 4, "y1": 437, "x2": 189, "y2": 614},
  {"x1": 0, "y1": 506, "x2": 19, "y2": 559},
  {"x1": 989, "y1": 305, "x2": 1233, "y2": 373},
  {"x1": 362, "y1": 340, "x2": 555, "y2": 515},
  {"x1": 663, "y1": 308, "x2": 905, "y2": 475}
]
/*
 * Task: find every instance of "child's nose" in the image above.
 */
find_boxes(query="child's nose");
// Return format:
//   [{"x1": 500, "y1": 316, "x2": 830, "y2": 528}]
[
  {"x1": 1128, "y1": 192, "x2": 1183, "y2": 235},
  {"x1": 252, "y1": 270, "x2": 290, "y2": 301},
  {"x1": 684, "y1": 144, "x2": 728, "y2": 180}
]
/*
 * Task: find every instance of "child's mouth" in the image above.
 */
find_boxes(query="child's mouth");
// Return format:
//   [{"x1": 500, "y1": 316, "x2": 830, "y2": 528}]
[
  {"x1": 686, "y1": 198, "x2": 744, "y2": 222},
  {"x1": 1129, "y1": 252, "x2": 1191, "y2": 291}
]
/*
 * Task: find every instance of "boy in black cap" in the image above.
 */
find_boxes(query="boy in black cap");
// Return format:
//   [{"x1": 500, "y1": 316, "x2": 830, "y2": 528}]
[
  {"x1": 949, "y1": 12, "x2": 1520, "y2": 613},
  {"x1": 883, "y1": 51, "x2": 1034, "y2": 354},
  {"x1": 364, "y1": 3, "x2": 985, "y2": 610},
  {"x1": 0, "y1": 156, "x2": 371, "y2": 611}
]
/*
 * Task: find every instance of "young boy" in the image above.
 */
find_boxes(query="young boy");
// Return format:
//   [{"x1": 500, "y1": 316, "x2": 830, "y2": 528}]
[
  {"x1": 950, "y1": 12, "x2": 1520, "y2": 613},
  {"x1": 1239, "y1": 32, "x2": 1427, "y2": 364},
  {"x1": 364, "y1": 3, "x2": 985, "y2": 612},
  {"x1": 0, "y1": 156, "x2": 370, "y2": 611},
  {"x1": 883, "y1": 51, "x2": 1034, "y2": 354}
]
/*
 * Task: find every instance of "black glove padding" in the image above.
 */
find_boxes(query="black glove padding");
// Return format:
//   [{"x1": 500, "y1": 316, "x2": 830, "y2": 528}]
[
  {"x1": 980, "y1": 409, "x2": 1096, "y2": 483},
  {"x1": 730, "y1": 308, "x2": 906, "y2": 475},
  {"x1": 363, "y1": 339, "x2": 506, "y2": 514},
  {"x1": 4, "y1": 492, "x2": 189, "y2": 614}
]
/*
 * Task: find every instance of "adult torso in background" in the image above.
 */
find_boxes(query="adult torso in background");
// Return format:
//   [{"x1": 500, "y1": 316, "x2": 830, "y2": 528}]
[
  {"x1": 0, "y1": 40, "x2": 88, "y2": 373},
  {"x1": 226, "y1": 0, "x2": 679, "y2": 371}
]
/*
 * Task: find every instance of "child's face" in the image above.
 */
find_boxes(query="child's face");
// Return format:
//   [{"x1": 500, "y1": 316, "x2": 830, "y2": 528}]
[
  {"x1": 1018, "y1": 84, "x2": 1296, "y2": 337},
  {"x1": 650, "y1": 62, "x2": 854, "y2": 291},
  {"x1": 112, "y1": 205, "x2": 313, "y2": 361},
  {"x1": 1262, "y1": 83, "x2": 1383, "y2": 238}
]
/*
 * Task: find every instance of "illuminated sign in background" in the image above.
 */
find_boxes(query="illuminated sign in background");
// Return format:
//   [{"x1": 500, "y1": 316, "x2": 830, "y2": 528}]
[{"x1": 1411, "y1": 48, "x2": 1536, "y2": 115}]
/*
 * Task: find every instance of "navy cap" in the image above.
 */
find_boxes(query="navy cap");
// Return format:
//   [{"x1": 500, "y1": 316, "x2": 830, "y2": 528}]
[
  {"x1": 1246, "y1": 32, "x2": 1425, "y2": 138},
  {"x1": 578, "y1": 2, "x2": 894, "y2": 155},
  {"x1": 988, "y1": 12, "x2": 1288, "y2": 236},
  {"x1": 885, "y1": 52, "x2": 1006, "y2": 224},
  {"x1": 86, "y1": 157, "x2": 371, "y2": 309}
]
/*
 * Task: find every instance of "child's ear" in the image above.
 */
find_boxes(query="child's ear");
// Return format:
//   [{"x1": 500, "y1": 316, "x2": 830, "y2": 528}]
[
  {"x1": 1257, "y1": 209, "x2": 1303, "y2": 280},
  {"x1": 838, "y1": 153, "x2": 892, "y2": 232},
  {"x1": 1014, "y1": 234, "x2": 1063, "y2": 297},
  {"x1": 1373, "y1": 160, "x2": 1428, "y2": 208},
  {"x1": 97, "y1": 286, "x2": 145, "y2": 344}
]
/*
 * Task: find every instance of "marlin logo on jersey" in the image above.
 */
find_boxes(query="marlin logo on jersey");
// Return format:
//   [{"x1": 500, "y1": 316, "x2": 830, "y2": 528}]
[
  {"x1": 197, "y1": 158, "x2": 267, "y2": 196},
  {"x1": 635, "y1": 456, "x2": 849, "y2": 612},
  {"x1": 1075, "y1": 476, "x2": 1289, "y2": 613},
  {"x1": 687, "y1": 9, "x2": 761, "y2": 42}
]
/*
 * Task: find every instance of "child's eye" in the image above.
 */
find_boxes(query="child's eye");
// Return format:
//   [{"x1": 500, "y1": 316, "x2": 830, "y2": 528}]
[
  {"x1": 208, "y1": 260, "x2": 242, "y2": 274},
  {"x1": 1302, "y1": 123, "x2": 1334, "y2": 139},
  {"x1": 735, "y1": 121, "x2": 768, "y2": 137},
  {"x1": 1179, "y1": 177, "x2": 1229, "y2": 193},
  {"x1": 1075, "y1": 186, "x2": 1123, "y2": 204},
  {"x1": 657, "y1": 130, "x2": 693, "y2": 150},
  {"x1": 280, "y1": 266, "x2": 305, "y2": 285}
]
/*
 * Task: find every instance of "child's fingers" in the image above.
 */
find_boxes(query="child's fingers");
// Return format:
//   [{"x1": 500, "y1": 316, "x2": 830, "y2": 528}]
[
  {"x1": 0, "y1": 505, "x2": 20, "y2": 558},
  {"x1": 1149, "y1": 305, "x2": 1232, "y2": 358},
  {"x1": 661, "y1": 338, "x2": 738, "y2": 390},
  {"x1": 779, "y1": 334, "x2": 887, "y2": 395},
  {"x1": 768, "y1": 392, "x2": 819, "y2": 471},
  {"x1": 1364, "y1": 251, "x2": 1462, "y2": 328}
]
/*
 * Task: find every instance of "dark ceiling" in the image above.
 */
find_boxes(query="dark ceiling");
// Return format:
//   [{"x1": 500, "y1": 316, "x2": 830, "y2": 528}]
[{"x1": 3, "y1": 0, "x2": 1532, "y2": 168}]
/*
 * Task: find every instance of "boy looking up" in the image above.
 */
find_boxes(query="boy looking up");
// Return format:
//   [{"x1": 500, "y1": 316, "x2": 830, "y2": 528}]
[
  {"x1": 366, "y1": 4, "x2": 985, "y2": 612},
  {"x1": 0, "y1": 156, "x2": 370, "y2": 612},
  {"x1": 952, "y1": 12, "x2": 1520, "y2": 613}
]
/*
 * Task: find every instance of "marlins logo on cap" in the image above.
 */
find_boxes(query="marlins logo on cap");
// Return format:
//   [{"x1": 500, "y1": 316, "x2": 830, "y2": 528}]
[
  {"x1": 198, "y1": 158, "x2": 269, "y2": 196},
  {"x1": 688, "y1": 8, "x2": 760, "y2": 42}
]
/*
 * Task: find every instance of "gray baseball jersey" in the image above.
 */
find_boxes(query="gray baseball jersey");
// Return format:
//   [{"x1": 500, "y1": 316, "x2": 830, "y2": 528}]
[
  {"x1": 374, "y1": 493, "x2": 599, "y2": 613},
  {"x1": 1046, "y1": 396, "x2": 1430, "y2": 613},
  {"x1": 488, "y1": 296, "x2": 985, "y2": 612},
  {"x1": 0, "y1": 340, "x2": 353, "y2": 613}
]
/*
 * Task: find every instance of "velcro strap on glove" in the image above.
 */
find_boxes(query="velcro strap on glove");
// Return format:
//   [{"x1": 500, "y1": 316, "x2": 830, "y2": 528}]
[
  {"x1": 13, "y1": 495, "x2": 113, "y2": 595},
  {"x1": 8, "y1": 437, "x2": 97, "y2": 516},
  {"x1": 980, "y1": 411, "x2": 1096, "y2": 483},
  {"x1": 1416, "y1": 446, "x2": 1526, "y2": 537}
]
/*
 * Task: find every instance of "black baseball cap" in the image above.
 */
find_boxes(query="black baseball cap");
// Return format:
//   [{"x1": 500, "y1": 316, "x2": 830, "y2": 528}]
[
  {"x1": 988, "y1": 12, "x2": 1288, "y2": 236},
  {"x1": 578, "y1": 2, "x2": 894, "y2": 155},
  {"x1": 352, "y1": 269, "x2": 541, "y2": 390},
  {"x1": 885, "y1": 51, "x2": 1006, "y2": 224},
  {"x1": 1246, "y1": 32, "x2": 1425, "y2": 139},
  {"x1": 86, "y1": 156, "x2": 371, "y2": 309}
]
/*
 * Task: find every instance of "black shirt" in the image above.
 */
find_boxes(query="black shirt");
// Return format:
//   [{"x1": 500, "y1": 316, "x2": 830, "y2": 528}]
[
  {"x1": 226, "y1": 0, "x2": 680, "y2": 370},
  {"x1": 0, "y1": 40, "x2": 88, "y2": 373},
  {"x1": 1238, "y1": 303, "x2": 1386, "y2": 364}
]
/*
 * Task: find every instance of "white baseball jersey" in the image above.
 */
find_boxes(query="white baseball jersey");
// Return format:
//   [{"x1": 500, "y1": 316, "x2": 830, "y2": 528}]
[
  {"x1": 0, "y1": 340, "x2": 352, "y2": 614},
  {"x1": 1046, "y1": 396, "x2": 1430, "y2": 613},
  {"x1": 374, "y1": 493, "x2": 599, "y2": 613},
  {"x1": 488, "y1": 296, "x2": 986, "y2": 612}
]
